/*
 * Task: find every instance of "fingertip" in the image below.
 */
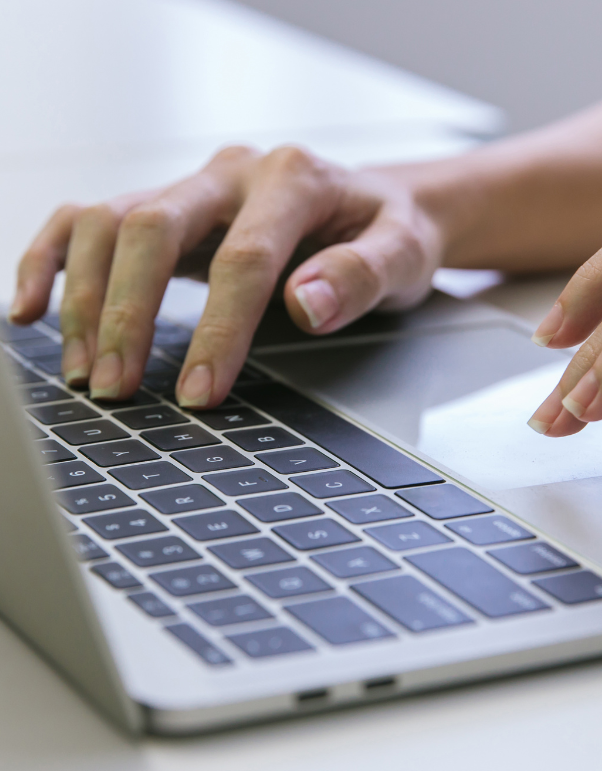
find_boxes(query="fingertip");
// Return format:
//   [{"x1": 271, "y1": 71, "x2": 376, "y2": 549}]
[
  {"x1": 176, "y1": 364, "x2": 212, "y2": 409},
  {"x1": 291, "y1": 279, "x2": 339, "y2": 331}
]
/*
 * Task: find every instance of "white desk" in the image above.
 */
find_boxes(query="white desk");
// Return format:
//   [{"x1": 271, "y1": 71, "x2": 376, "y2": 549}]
[{"x1": 2, "y1": 1, "x2": 601, "y2": 769}]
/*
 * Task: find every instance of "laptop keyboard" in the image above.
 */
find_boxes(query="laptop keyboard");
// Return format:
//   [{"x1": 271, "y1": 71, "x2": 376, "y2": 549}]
[{"x1": 3, "y1": 313, "x2": 602, "y2": 669}]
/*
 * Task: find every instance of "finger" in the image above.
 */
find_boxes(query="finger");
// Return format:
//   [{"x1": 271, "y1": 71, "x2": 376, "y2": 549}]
[{"x1": 559, "y1": 326, "x2": 602, "y2": 423}]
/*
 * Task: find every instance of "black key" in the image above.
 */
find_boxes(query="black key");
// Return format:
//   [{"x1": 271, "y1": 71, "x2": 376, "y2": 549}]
[
  {"x1": 141, "y1": 424, "x2": 219, "y2": 451},
  {"x1": 62, "y1": 516, "x2": 78, "y2": 532},
  {"x1": 273, "y1": 518, "x2": 359, "y2": 550},
  {"x1": 29, "y1": 422, "x2": 48, "y2": 439},
  {"x1": 109, "y1": 461, "x2": 191, "y2": 490},
  {"x1": 14, "y1": 342, "x2": 62, "y2": 360},
  {"x1": 117, "y1": 536, "x2": 200, "y2": 567},
  {"x1": 157, "y1": 343, "x2": 189, "y2": 363},
  {"x1": 291, "y1": 470, "x2": 375, "y2": 499},
  {"x1": 8, "y1": 327, "x2": 53, "y2": 344},
  {"x1": 20, "y1": 384, "x2": 72, "y2": 405},
  {"x1": 80, "y1": 439, "x2": 160, "y2": 467},
  {"x1": 246, "y1": 566, "x2": 331, "y2": 598},
  {"x1": 9, "y1": 360, "x2": 44, "y2": 385},
  {"x1": 46, "y1": 460, "x2": 105, "y2": 489},
  {"x1": 446, "y1": 515, "x2": 535, "y2": 546},
  {"x1": 224, "y1": 426, "x2": 303, "y2": 453},
  {"x1": 89, "y1": 390, "x2": 160, "y2": 408},
  {"x1": 174, "y1": 510, "x2": 258, "y2": 541},
  {"x1": 533, "y1": 571, "x2": 602, "y2": 604},
  {"x1": 153, "y1": 323, "x2": 192, "y2": 348},
  {"x1": 142, "y1": 372, "x2": 179, "y2": 394},
  {"x1": 352, "y1": 574, "x2": 473, "y2": 632},
  {"x1": 165, "y1": 624, "x2": 232, "y2": 666},
  {"x1": 203, "y1": 468, "x2": 287, "y2": 496},
  {"x1": 140, "y1": 484, "x2": 224, "y2": 514},
  {"x1": 286, "y1": 596, "x2": 394, "y2": 645},
  {"x1": 27, "y1": 401, "x2": 100, "y2": 425},
  {"x1": 237, "y1": 492, "x2": 322, "y2": 523},
  {"x1": 228, "y1": 627, "x2": 312, "y2": 658},
  {"x1": 70, "y1": 534, "x2": 107, "y2": 561},
  {"x1": 188, "y1": 595, "x2": 272, "y2": 626},
  {"x1": 209, "y1": 537, "x2": 294, "y2": 569},
  {"x1": 41, "y1": 313, "x2": 62, "y2": 331},
  {"x1": 144, "y1": 356, "x2": 179, "y2": 375},
  {"x1": 406, "y1": 547, "x2": 549, "y2": 617},
  {"x1": 327, "y1": 494, "x2": 413, "y2": 525},
  {"x1": 35, "y1": 439, "x2": 76, "y2": 464},
  {"x1": 172, "y1": 445, "x2": 252, "y2": 473},
  {"x1": 488, "y1": 542, "x2": 579, "y2": 575},
  {"x1": 396, "y1": 484, "x2": 493, "y2": 520},
  {"x1": 83, "y1": 510, "x2": 168, "y2": 540},
  {"x1": 115, "y1": 405, "x2": 189, "y2": 430},
  {"x1": 0, "y1": 322, "x2": 47, "y2": 342},
  {"x1": 91, "y1": 561, "x2": 142, "y2": 589},
  {"x1": 128, "y1": 592, "x2": 175, "y2": 618},
  {"x1": 257, "y1": 447, "x2": 338, "y2": 475},
  {"x1": 151, "y1": 564, "x2": 236, "y2": 596},
  {"x1": 198, "y1": 407, "x2": 269, "y2": 431},
  {"x1": 57, "y1": 484, "x2": 136, "y2": 514},
  {"x1": 31, "y1": 354, "x2": 63, "y2": 375},
  {"x1": 53, "y1": 419, "x2": 130, "y2": 445},
  {"x1": 237, "y1": 382, "x2": 443, "y2": 488},
  {"x1": 312, "y1": 546, "x2": 397, "y2": 578},
  {"x1": 365, "y1": 521, "x2": 452, "y2": 552}
]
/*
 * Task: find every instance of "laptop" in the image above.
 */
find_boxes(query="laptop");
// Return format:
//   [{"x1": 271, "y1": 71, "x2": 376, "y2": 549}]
[{"x1": 1, "y1": 285, "x2": 602, "y2": 735}]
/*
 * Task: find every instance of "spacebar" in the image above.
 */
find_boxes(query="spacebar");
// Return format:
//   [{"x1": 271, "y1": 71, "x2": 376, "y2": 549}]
[{"x1": 235, "y1": 381, "x2": 442, "y2": 488}]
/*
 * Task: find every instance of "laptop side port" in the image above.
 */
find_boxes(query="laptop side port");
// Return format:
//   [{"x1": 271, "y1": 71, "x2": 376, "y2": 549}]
[
  {"x1": 296, "y1": 688, "x2": 329, "y2": 707},
  {"x1": 363, "y1": 676, "x2": 397, "y2": 692}
]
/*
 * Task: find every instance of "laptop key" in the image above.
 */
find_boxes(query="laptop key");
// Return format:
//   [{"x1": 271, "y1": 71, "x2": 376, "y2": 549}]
[
  {"x1": 9, "y1": 360, "x2": 44, "y2": 385},
  {"x1": 57, "y1": 484, "x2": 136, "y2": 514},
  {"x1": 257, "y1": 447, "x2": 338, "y2": 475},
  {"x1": 396, "y1": 484, "x2": 493, "y2": 520},
  {"x1": 172, "y1": 445, "x2": 253, "y2": 473},
  {"x1": 117, "y1": 536, "x2": 200, "y2": 567},
  {"x1": 109, "y1": 461, "x2": 191, "y2": 490},
  {"x1": 53, "y1": 419, "x2": 130, "y2": 445},
  {"x1": 238, "y1": 492, "x2": 322, "y2": 523},
  {"x1": 533, "y1": 571, "x2": 602, "y2": 604},
  {"x1": 29, "y1": 422, "x2": 48, "y2": 439},
  {"x1": 80, "y1": 439, "x2": 160, "y2": 467},
  {"x1": 128, "y1": 592, "x2": 175, "y2": 618},
  {"x1": 89, "y1": 390, "x2": 160, "y2": 408},
  {"x1": 273, "y1": 518, "x2": 360, "y2": 550},
  {"x1": 227, "y1": 627, "x2": 312, "y2": 658},
  {"x1": 312, "y1": 546, "x2": 397, "y2": 578},
  {"x1": 141, "y1": 424, "x2": 220, "y2": 451},
  {"x1": 174, "y1": 510, "x2": 258, "y2": 541},
  {"x1": 365, "y1": 521, "x2": 452, "y2": 552},
  {"x1": 446, "y1": 515, "x2": 535, "y2": 546},
  {"x1": 143, "y1": 372, "x2": 180, "y2": 394},
  {"x1": 115, "y1": 405, "x2": 189, "y2": 430},
  {"x1": 46, "y1": 460, "x2": 105, "y2": 489},
  {"x1": 286, "y1": 596, "x2": 394, "y2": 645},
  {"x1": 327, "y1": 494, "x2": 413, "y2": 525},
  {"x1": 91, "y1": 561, "x2": 142, "y2": 589},
  {"x1": 291, "y1": 469, "x2": 375, "y2": 499},
  {"x1": 406, "y1": 547, "x2": 550, "y2": 617},
  {"x1": 35, "y1": 439, "x2": 76, "y2": 464},
  {"x1": 224, "y1": 426, "x2": 303, "y2": 453},
  {"x1": 352, "y1": 574, "x2": 473, "y2": 632},
  {"x1": 488, "y1": 542, "x2": 579, "y2": 575},
  {"x1": 166, "y1": 624, "x2": 232, "y2": 666},
  {"x1": 140, "y1": 484, "x2": 224, "y2": 514},
  {"x1": 83, "y1": 510, "x2": 168, "y2": 539},
  {"x1": 20, "y1": 384, "x2": 72, "y2": 405},
  {"x1": 151, "y1": 564, "x2": 236, "y2": 596},
  {"x1": 70, "y1": 534, "x2": 107, "y2": 561},
  {"x1": 209, "y1": 537, "x2": 294, "y2": 569},
  {"x1": 0, "y1": 322, "x2": 48, "y2": 342},
  {"x1": 198, "y1": 407, "x2": 269, "y2": 431},
  {"x1": 29, "y1": 354, "x2": 63, "y2": 375},
  {"x1": 188, "y1": 595, "x2": 273, "y2": 626},
  {"x1": 246, "y1": 566, "x2": 331, "y2": 598},
  {"x1": 203, "y1": 468, "x2": 287, "y2": 496},
  {"x1": 27, "y1": 401, "x2": 100, "y2": 425}
]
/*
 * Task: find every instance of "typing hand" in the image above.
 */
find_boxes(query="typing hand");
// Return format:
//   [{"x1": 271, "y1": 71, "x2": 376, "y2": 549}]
[{"x1": 9, "y1": 146, "x2": 444, "y2": 407}]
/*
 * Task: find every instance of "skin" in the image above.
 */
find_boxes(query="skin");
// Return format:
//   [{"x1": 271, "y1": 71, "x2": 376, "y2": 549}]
[{"x1": 10, "y1": 103, "x2": 602, "y2": 437}]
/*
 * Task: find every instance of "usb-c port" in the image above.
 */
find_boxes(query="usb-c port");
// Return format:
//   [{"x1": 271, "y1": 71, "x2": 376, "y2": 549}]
[
  {"x1": 364, "y1": 676, "x2": 396, "y2": 691},
  {"x1": 297, "y1": 688, "x2": 329, "y2": 704}
]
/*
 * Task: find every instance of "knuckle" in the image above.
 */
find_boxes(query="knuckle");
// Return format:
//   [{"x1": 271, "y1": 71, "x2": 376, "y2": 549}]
[
  {"x1": 575, "y1": 256, "x2": 602, "y2": 283},
  {"x1": 75, "y1": 202, "x2": 120, "y2": 231},
  {"x1": 194, "y1": 318, "x2": 240, "y2": 350},
  {"x1": 266, "y1": 145, "x2": 338, "y2": 198},
  {"x1": 53, "y1": 202, "x2": 82, "y2": 223},
  {"x1": 99, "y1": 301, "x2": 145, "y2": 336},
  {"x1": 337, "y1": 245, "x2": 383, "y2": 296},
  {"x1": 216, "y1": 240, "x2": 275, "y2": 275},
  {"x1": 211, "y1": 144, "x2": 256, "y2": 166},
  {"x1": 121, "y1": 203, "x2": 179, "y2": 237}
]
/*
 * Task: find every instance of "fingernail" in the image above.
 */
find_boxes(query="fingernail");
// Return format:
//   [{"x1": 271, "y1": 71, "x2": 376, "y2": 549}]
[
  {"x1": 532, "y1": 303, "x2": 563, "y2": 347},
  {"x1": 90, "y1": 352, "x2": 122, "y2": 400},
  {"x1": 561, "y1": 369, "x2": 599, "y2": 419},
  {"x1": 178, "y1": 365, "x2": 212, "y2": 408},
  {"x1": 8, "y1": 290, "x2": 25, "y2": 322},
  {"x1": 63, "y1": 337, "x2": 90, "y2": 385},
  {"x1": 294, "y1": 279, "x2": 339, "y2": 329},
  {"x1": 527, "y1": 418, "x2": 551, "y2": 435}
]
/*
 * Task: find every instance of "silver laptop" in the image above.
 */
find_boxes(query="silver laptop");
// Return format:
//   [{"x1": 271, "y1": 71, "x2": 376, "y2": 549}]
[{"x1": 1, "y1": 287, "x2": 602, "y2": 735}]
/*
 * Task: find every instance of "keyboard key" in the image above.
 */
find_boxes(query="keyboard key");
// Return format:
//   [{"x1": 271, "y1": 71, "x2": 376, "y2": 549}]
[
  {"x1": 0, "y1": 321, "x2": 48, "y2": 342},
  {"x1": 234, "y1": 364, "x2": 269, "y2": 385},
  {"x1": 151, "y1": 564, "x2": 235, "y2": 596},
  {"x1": 312, "y1": 546, "x2": 397, "y2": 578},
  {"x1": 533, "y1": 571, "x2": 602, "y2": 604},
  {"x1": 227, "y1": 627, "x2": 312, "y2": 658},
  {"x1": 286, "y1": 596, "x2": 394, "y2": 645},
  {"x1": 109, "y1": 461, "x2": 191, "y2": 490},
  {"x1": 117, "y1": 536, "x2": 200, "y2": 567},
  {"x1": 62, "y1": 516, "x2": 77, "y2": 532},
  {"x1": 70, "y1": 534, "x2": 107, "y2": 561},
  {"x1": 80, "y1": 439, "x2": 160, "y2": 467},
  {"x1": 246, "y1": 566, "x2": 331, "y2": 598},
  {"x1": 488, "y1": 542, "x2": 579, "y2": 575},
  {"x1": 396, "y1": 484, "x2": 493, "y2": 520},
  {"x1": 365, "y1": 521, "x2": 452, "y2": 552},
  {"x1": 224, "y1": 426, "x2": 303, "y2": 452},
  {"x1": 352, "y1": 574, "x2": 472, "y2": 632},
  {"x1": 31, "y1": 353, "x2": 63, "y2": 375},
  {"x1": 89, "y1": 390, "x2": 160, "y2": 408},
  {"x1": 237, "y1": 492, "x2": 322, "y2": 522},
  {"x1": 237, "y1": 382, "x2": 443, "y2": 488},
  {"x1": 140, "y1": 484, "x2": 224, "y2": 514},
  {"x1": 143, "y1": 371, "x2": 179, "y2": 393},
  {"x1": 203, "y1": 468, "x2": 287, "y2": 496},
  {"x1": 115, "y1": 405, "x2": 189, "y2": 430},
  {"x1": 172, "y1": 445, "x2": 253, "y2": 473},
  {"x1": 20, "y1": 384, "x2": 72, "y2": 405},
  {"x1": 14, "y1": 342, "x2": 63, "y2": 360},
  {"x1": 291, "y1": 469, "x2": 375, "y2": 499},
  {"x1": 57, "y1": 484, "x2": 136, "y2": 514},
  {"x1": 406, "y1": 547, "x2": 549, "y2": 617},
  {"x1": 35, "y1": 439, "x2": 76, "y2": 464},
  {"x1": 446, "y1": 515, "x2": 535, "y2": 546},
  {"x1": 188, "y1": 595, "x2": 272, "y2": 626},
  {"x1": 40, "y1": 313, "x2": 62, "y2": 331},
  {"x1": 198, "y1": 407, "x2": 269, "y2": 430},
  {"x1": 91, "y1": 561, "x2": 142, "y2": 589},
  {"x1": 27, "y1": 401, "x2": 100, "y2": 425},
  {"x1": 174, "y1": 510, "x2": 258, "y2": 541},
  {"x1": 327, "y1": 494, "x2": 413, "y2": 525},
  {"x1": 144, "y1": 356, "x2": 179, "y2": 375},
  {"x1": 141, "y1": 424, "x2": 220, "y2": 451},
  {"x1": 257, "y1": 447, "x2": 338, "y2": 475},
  {"x1": 46, "y1": 460, "x2": 105, "y2": 489},
  {"x1": 128, "y1": 592, "x2": 175, "y2": 618},
  {"x1": 53, "y1": 419, "x2": 130, "y2": 445},
  {"x1": 153, "y1": 321, "x2": 192, "y2": 348},
  {"x1": 10, "y1": 360, "x2": 44, "y2": 385},
  {"x1": 29, "y1": 422, "x2": 48, "y2": 439},
  {"x1": 166, "y1": 624, "x2": 232, "y2": 666},
  {"x1": 83, "y1": 510, "x2": 168, "y2": 539},
  {"x1": 209, "y1": 537, "x2": 294, "y2": 569},
  {"x1": 273, "y1": 518, "x2": 359, "y2": 550}
]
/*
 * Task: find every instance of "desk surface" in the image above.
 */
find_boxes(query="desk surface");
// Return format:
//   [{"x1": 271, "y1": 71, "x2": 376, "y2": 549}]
[{"x1": 1, "y1": 1, "x2": 600, "y2": 769}]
